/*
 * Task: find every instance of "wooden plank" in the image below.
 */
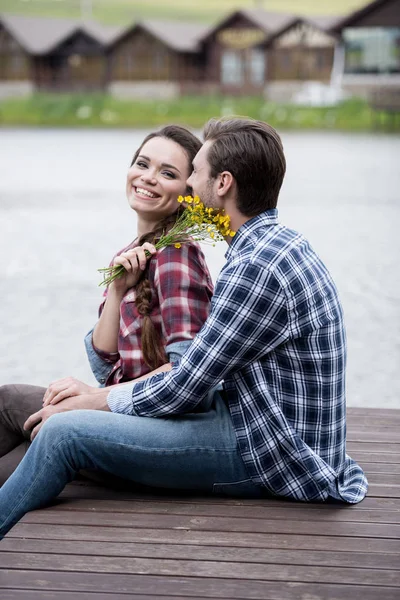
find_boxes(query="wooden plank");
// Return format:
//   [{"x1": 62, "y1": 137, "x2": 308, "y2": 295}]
[
  {"x1": 2, "y1": 553, "x2": 400, "y2": 587},
  {"x1": 1, "y1": 540, "x2": 399, "y2": 569},
  {"x1": 20, "y1": 509, "x2": 400, "y2": 538},
  {"x1": 347, "y1": 408, "x2": 400, "y2": 419},
  {"x1": 0, "y1": 593, "x2": 206, "y2": 600},
  {"x1": 42, "y1": 498, "x2": 400, "y2": 524},
  {"x1": 367, "y1": 484, "x2": 400, "y2": 498},
  {"x1": 8, "y1": 523, "x2": 400, "y2": 554},
  {"x1": 347, "y1": 441, "x2": 400, "y2": 453},
  {"x1": 365, "y1": 473, "x2": 400, "y2": 485},
  {"x1": 1, "y1": 569, "x2": 399, "y2": 600},
  {"x1": 347, "y1": 430, "x2": 400, "y2": 443},
  {"x1": 59, "y1": 486, "x2": 400, "y2": 511},
  {"x1": 347, "y1": 423, "x2": 400, "y2": 431},
  {"x1": 354, "y1": 452, "x2": 400, "y2": 464},
  {"x1": 357, "y1": 462, "x2": 400, "y2": 474},
  {"x1": 347, "y1": 414, "x2": 400, "y2": 426}
]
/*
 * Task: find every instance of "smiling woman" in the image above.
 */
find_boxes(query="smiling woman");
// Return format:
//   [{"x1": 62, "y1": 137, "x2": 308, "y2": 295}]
[{"x1": 0, "y1": 125, "x2": 214, "y2": 485}]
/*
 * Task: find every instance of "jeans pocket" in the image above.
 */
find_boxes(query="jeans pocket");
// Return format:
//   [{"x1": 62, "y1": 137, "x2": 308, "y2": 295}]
[{"x1": 212, "y1": 478, "x2": 265, "y2": 498}]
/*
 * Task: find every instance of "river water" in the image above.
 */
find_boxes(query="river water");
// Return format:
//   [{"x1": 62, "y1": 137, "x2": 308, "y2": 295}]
[{"x1": 0, "y1": 128, "x2": 399, "y2": 408}]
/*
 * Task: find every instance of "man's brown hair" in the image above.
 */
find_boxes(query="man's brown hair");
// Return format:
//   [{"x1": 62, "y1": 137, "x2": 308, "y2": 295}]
[{"x1": 203, "y1": 117, "x2": 286, "y2": 217}]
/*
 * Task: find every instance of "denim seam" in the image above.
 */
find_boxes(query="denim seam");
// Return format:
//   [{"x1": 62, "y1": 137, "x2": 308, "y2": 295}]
[{"x1": 67, "y1": 436, "x2": 239, "y2": 454}]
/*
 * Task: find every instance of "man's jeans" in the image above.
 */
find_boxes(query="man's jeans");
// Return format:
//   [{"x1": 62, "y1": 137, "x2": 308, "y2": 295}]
[{"x1": 0, "y1": 392, "x2": 265, "y2": 539}]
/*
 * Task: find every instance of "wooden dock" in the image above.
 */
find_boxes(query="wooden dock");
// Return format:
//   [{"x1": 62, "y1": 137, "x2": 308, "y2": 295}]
[{"x1": 1, "y1": 407, "x2": 400, "y2": 599}]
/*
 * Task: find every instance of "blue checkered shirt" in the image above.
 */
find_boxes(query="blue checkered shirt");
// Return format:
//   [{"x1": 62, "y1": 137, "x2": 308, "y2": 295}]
[{"x1": 108, "y1": 209, "x2": 368, "y2": 503}]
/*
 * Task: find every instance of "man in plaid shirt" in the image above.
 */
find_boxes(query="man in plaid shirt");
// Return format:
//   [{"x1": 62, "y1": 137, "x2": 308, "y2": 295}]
[{"x1": 0, "y1": 117, "x2": 367, "y2": 538}]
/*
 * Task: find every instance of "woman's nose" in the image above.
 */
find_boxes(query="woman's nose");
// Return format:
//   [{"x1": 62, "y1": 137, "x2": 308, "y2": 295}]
[{"x1": 140, "y1": 171, "x2": 157, "y2": 184}]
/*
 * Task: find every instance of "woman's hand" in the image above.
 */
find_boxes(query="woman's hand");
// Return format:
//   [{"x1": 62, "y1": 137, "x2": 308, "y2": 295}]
[
  {"x1": 110, "y1": 242, "x2": 157, "y2": 294},
  {"x1": 42, "y1": 377, "x2": 98, "y2": 406}
]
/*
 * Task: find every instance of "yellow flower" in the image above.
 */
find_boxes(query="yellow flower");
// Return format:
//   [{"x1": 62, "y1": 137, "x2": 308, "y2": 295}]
[{"x1": 99, "y1": 195, "x2": 235, "y2": 286}]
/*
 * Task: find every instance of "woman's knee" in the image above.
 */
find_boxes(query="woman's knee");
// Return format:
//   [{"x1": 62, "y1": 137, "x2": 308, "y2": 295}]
[
  {"x1": 0, "y1": 385, "x2": 17, "y2": 411},
  {"x1": 0, "y1": 384, "x2": 45, "y2": 413}
]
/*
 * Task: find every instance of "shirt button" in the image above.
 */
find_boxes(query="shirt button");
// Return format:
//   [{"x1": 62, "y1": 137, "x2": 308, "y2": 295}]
[{"x1": 100, "y1": 378, "x2": 105, "y2": 384}]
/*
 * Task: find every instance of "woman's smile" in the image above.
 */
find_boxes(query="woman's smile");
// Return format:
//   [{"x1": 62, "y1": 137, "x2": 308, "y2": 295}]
[{"x1": 133, "y1": 185, "x2": 161, "y2": 200}]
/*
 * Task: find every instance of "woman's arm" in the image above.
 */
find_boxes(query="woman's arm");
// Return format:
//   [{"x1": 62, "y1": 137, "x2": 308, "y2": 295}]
[
  {"x1": 93, "y1": 243, "x2": 156, "y2": 353},
  {"x1": 92, "y1": 285, "x2": 125, "y2": 354}
]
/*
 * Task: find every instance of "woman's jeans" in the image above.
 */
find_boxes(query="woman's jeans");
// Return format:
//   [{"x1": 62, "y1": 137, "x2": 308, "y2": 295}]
[{"x1": 0, "y1": 391, "x2": 265, "y2": 539}]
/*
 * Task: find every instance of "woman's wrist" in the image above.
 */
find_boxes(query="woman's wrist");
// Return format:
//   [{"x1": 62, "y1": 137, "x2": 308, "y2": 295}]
[{"x1": 107, "y1": 282, "x2": 127, "y2": 301}]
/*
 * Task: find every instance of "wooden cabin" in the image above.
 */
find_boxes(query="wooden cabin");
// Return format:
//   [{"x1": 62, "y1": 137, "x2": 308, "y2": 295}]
[
  {"x1": 267, "y1": 18, "x2": 337, "y2": 83},
  {"x1": 0, "y1": 15, "x2": 122, "y2": 95},
  {"x1": 107, "y1": 20, "x2": 208, "y2": 98},
  {"x1": 199, "y1": 10, "x2": 293, "y2": 95},
  {"x1": 331, "y1": 0, "x2": 400, "y2": 97}
]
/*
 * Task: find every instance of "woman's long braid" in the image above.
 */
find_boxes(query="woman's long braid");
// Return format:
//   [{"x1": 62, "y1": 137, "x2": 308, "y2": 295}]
[{"x1": 135, "y1": 209, "x2": 184, "y2": 370}]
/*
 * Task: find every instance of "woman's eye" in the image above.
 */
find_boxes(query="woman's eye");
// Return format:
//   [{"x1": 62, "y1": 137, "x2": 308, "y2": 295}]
[
  {"x1": 136, "y1": 161, "x2": 148, "y2": 168},
  {"x1": 162, "y1": 171, "x2": 175, "y2": 179}
]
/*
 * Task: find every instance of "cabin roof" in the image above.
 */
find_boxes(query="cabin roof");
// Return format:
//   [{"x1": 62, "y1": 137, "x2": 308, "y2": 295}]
[
  {"x1": 331, "y1": 0, "x2": 395, "y2": 32},
  {"x1": 110, "y1": 19, "x2": 211, "y2": 53},
  {"x1": 0, "y1": 14, "x2": 125, "y2": 54}
]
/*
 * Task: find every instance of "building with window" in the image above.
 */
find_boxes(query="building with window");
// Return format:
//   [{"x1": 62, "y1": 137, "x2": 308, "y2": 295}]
[
  {"x1": 2, "y1": 3, "x2": 397, "y2": 100},
  {"x1": 0, "y1": 15, "x2": 122, "y2": 96},
  {"x1": 107, "y1": 20, "x2": 209, "y2": 98},
  {"x1": 331, "y1": 0, "x2": 400, "y2": 96}
]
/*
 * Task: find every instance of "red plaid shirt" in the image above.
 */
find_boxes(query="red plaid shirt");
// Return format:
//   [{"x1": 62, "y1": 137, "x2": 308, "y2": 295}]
[{"x1": 94, "y1": 241, "x2": 214, "y2": 385}]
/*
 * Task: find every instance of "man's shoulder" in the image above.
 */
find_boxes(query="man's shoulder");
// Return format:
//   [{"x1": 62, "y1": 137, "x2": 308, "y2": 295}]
[
  {"x1": 250, "y1": 223, "x2": 306, "y2": 268},
  {"x1": 236, "y1": 222, "x2": 333, "y2": 289}
]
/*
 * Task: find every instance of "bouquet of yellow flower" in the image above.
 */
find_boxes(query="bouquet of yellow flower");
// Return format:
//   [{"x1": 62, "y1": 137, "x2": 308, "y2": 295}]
[{"x1": 98, "y1": 195, "x2": 235, "y2": 287}]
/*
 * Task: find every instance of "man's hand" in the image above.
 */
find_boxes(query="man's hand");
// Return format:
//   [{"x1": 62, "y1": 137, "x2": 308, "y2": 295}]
[
  {"x1": 42, "y1": 377, "x2": 98, "y2": 406},
  {"x1": 25, "y1": 390, "x2": 110, "y2": 441}
]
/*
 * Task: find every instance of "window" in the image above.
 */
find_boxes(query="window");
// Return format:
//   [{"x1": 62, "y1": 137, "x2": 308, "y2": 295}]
[
  {"x1": 221, "y1": 50, "x2": 243, "y2": 85},
  {"x1": 10, "y1": 53, "x2": 24, "y2": 75},
  {"x1": 248, "y1": 48, "x2": 265, "y2": 84},
  {"x1": 344, "y1": 27, "x2": 400, "y2": 74},
  {"x1": 153, "y1": 50, "x2": 166, "y2": 71},
  {"x1": 279, "y1": 50, "x2": 292, "y2": 71}
]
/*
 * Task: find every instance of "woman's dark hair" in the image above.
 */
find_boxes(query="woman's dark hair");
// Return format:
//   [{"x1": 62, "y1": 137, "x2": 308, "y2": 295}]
[
  {"x1": 203, "y1": 117, "x2": 286, "y2": 217},
  {"x1": 132, "y1": 125, "x2": 202, "y2": 370}
]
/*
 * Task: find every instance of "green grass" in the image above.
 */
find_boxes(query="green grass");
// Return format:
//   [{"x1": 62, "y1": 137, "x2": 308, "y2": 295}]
[
  {"x1": 1, "y1": 92, "x2": 397, "y2": 132},
  {"x1": 0, "y1": 0, "x2": 370, "y2": 25}
]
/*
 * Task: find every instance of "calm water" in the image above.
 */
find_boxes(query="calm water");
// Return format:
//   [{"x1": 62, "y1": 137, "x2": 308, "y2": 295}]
[{"x1": 0, "y1": 128, "x2": 399, "y2": 408}]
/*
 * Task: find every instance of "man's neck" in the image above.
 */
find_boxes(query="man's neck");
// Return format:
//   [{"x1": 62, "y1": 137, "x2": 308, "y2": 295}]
[{"x1": 224, "y1": 198, "x2": 250, "y2": 242}]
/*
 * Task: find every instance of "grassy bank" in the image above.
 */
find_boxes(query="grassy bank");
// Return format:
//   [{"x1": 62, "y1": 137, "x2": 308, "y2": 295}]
[
  {"x1": 0, "y1": 0, "x2": 366, "y2": 25},
  {"x1": 0, "y1": 93, "x2": 396, "y2": 131}
]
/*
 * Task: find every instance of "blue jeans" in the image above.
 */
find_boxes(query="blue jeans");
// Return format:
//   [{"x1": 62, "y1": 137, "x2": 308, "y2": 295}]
[{"x1": 0, "y1": 392, "x2": 266, "y2": 539}]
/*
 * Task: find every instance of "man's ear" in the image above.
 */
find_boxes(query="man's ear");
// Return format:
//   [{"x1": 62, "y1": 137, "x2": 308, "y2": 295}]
[{"x1": 216, "y1": 171, "x2": 234, "y2": 197}]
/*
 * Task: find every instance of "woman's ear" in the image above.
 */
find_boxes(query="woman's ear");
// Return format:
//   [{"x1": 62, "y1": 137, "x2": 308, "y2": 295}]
[{"x1": 217, "y1": 171, "x2": 234, "y2": 197}]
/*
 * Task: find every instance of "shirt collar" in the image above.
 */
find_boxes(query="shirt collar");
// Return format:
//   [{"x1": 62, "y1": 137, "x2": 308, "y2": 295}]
[{"x1": 225, "y1": 209, "x2": 279, "y2": 260}]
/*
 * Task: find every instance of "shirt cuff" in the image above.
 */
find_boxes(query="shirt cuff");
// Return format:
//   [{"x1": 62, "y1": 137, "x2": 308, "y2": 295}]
[
  {"x1": 166, "y1": 339, "x2": 193, "y2": 364},
  {"x1": 92, "y1": 339, "x2": 120, "y2": 363},
  {"x1": 107, "y1": 381, "x2": 137, "y2": 415}
]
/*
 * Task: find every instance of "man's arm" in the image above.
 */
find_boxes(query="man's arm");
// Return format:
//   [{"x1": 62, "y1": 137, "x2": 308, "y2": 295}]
[{"x1": 107, "y1": 261, "x2": 289, "y2": 417}]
